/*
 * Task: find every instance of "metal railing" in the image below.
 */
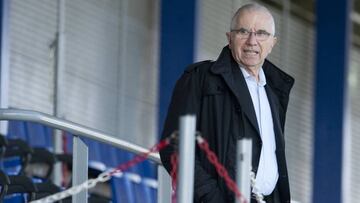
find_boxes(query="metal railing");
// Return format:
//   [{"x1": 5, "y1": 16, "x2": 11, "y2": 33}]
[
  {"x1": 0, "y1": 109, "x2": 160, "y2": 163},
  {"x1": 0, "y1": 108, "x2": 171, "y2": 203}
]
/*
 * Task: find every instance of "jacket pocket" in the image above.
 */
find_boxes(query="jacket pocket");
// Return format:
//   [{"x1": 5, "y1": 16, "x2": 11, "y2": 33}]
[{"x1": 203, "y1": 84, "x2": 226, "y2": 96}]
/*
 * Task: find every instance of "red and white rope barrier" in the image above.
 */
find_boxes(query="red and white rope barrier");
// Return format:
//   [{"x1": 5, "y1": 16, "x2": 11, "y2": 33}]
[
  {"x1": 30, "y1": 138, "x2": 170, "y2": 203},
  {"x1": 31, "y1": 134, "x2": 263, "y2": 203}
]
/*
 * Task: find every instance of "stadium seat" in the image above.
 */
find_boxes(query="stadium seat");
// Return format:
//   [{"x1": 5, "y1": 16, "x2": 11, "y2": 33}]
[
  {"x1": 110, "y1": 174, "x2": 135, "y2": 203},
  {"x1": 2, "y1": 139, "x2": 33, "y2": 175},
  {"x1": 4, "y1": 175, "x2": 37, "y2": 202},
  {"x1": 7, "y1": 121, "x2": 27, "y2": 140},
  {"x1": 25, "y1": 122, "x2": 53, "y2": 148},
  {"x1": 0, "y1": 170, "x2": 10, "y2": 200}
]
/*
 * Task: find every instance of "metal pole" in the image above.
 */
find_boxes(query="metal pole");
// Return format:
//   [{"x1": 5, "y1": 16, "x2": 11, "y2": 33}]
[
  {"x1": 236, "y1": 138, "x2": 252, "y2": 203},
  {"x1": 53, "y1": 0, "x2": 66, "y2": 187},
  {"x1": 0, "y1": 0, "x2": 10, "y2": 135},
  {"x1": 157, "y1": 166, "x2": 172, "y2": 203},
  {"x1": 177, "y1": 115, "x2": 196, "y2": 203},
  {"x1": 72, "y1": 136, "x2": 88, "y2": 203}
]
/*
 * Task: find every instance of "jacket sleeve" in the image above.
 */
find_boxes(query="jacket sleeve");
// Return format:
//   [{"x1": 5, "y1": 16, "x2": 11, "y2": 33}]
[{"x1": 159, "y1": 68, "x2": 226, "y2": 202}]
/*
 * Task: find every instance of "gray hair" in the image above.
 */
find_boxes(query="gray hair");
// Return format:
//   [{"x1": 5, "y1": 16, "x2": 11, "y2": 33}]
[{"x1": 230, "y1": 3, "x2": 276, "y2": 35}]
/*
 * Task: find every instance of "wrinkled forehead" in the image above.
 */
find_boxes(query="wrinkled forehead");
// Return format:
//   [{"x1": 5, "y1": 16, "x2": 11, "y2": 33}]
[{"x1": 234, "y1": 10, "x2": 274, "y2": 33}]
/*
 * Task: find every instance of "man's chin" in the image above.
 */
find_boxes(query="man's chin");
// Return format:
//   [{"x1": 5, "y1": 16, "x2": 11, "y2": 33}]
[{"x1": 238, "y1": 61, "x2": 263, "y2": 70}]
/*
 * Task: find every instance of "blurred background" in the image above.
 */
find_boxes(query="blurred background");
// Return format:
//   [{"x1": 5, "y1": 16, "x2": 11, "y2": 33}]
[{"x1": 0, "y1": 0, "x2": 358, "y2": 202}]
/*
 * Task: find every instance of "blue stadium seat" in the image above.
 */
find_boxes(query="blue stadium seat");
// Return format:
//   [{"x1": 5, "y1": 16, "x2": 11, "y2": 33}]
[
  {"x1": 25, "y1": 122, "x2": 52, "y2": 148},
  {"x1": 134, "y1": 160, "x2": 156, "y2": 179},
  {"x1": 82, "y1": 138, "x2": 101, "y2": 161},
  {"x1": 99, "y1": 143, "x2": 118, "y2": 168},
  {"x1": 4, "y1": 194, "x2": 26, "y2": 203},
  {"x1": 111, "y1": 173, "x2": 157, "y2": 203},
  {"x1": 133, "y1": 177, "x2": 155, "y2": 203},
  {"x1": 110, "y1": 174, "x2": 135, "y2": 203},
  {"x1": 4, "y1": 175, "x2": 37, "y2": 202},
  {"x1": 82, "y1": 138, "x2": 106, "y2": 171},
  {"x1": 44, "y1": 126, "x2": 53, "y2": 145},
  {"x1": 7, "y1": 121, "x2": 27, "y2": 140},
  {"x1": 2, "y1": 139, "x2": 32, "y2": 175}
]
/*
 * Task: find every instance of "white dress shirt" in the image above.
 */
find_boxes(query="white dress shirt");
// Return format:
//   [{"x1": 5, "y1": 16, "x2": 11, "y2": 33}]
[{"x1": 240, "y1": 66, "x2": 279, "y2": 195}]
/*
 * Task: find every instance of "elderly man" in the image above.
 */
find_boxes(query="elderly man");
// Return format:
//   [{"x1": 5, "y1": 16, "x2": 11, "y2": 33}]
[{"x1": 160, "y1": 3, "x2": 294, "y2": 203}]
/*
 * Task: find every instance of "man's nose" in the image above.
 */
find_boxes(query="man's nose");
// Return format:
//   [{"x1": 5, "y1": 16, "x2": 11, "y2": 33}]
[{"x1": 246, "y1": 32, "x2": 257, "y2": 45}]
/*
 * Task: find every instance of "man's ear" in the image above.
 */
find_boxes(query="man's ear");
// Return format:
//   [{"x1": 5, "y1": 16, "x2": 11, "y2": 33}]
[
  {"x1": 226, "y1": 32, "x2": 231, "y2": 47},
  {"x1": 272, "y1": 37, "x2": 278, "y2": 48},
  {"x1": 268, "y1": 37, "x2": 277, "y2": 54}
]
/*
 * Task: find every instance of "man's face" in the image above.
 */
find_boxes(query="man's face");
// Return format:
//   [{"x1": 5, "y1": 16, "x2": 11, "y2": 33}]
[{"x1": 226, "y1": 10, "x2": 277, "y2": 70}]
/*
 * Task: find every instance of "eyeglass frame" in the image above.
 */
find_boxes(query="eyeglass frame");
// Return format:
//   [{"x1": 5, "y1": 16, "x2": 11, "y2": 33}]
[{"x1": 230, "y1": 28, "x2": 273, "y2": 41}]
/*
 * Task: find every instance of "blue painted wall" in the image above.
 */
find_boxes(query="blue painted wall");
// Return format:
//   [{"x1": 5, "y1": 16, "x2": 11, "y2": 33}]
[
  {"x1": 158, "y1": 0, "x2": 197, "y2": 135},
  {"x1": 313, "y1": 0, "x2": 351, "y2": 202}
]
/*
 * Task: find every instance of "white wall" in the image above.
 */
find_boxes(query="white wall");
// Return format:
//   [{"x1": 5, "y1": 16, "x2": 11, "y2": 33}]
[{"x1": 6, "y1": 0, "x2": 159, "y2": 148}]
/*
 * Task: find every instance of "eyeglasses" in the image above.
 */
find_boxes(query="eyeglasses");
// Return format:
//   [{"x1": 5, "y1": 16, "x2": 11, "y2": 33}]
[{"x1": 231, "y1": 28, "x2": 272, "y2": 41}]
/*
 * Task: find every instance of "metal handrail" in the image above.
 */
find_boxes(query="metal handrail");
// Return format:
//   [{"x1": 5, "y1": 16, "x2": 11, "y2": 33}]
[{"x1": 0, "y1": 108, "x2": 161, "y2": 164}]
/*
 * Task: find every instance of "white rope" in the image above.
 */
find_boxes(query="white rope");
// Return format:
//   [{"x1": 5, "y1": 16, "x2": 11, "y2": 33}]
[{"x1": 30, "y1": 170, "x2": 116, "y2": 203}]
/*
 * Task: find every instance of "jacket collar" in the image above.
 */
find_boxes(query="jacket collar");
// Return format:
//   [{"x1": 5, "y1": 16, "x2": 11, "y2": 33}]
[
  {"x1": 210, "y1": 46, "x2": 295, "y2": 95},
  {"x1": 210, "y1": 45, "x2": 233, "y2": 74}
]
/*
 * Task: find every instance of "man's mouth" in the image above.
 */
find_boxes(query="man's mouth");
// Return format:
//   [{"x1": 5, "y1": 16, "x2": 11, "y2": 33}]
[{"x1": 243, "y1": 49, "x2": 259, "y2": 54}]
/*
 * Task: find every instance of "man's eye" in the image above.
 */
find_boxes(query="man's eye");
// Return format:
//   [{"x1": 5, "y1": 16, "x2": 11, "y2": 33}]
[
  {"x1": 256, "y1": 30, "x2": 270, "y2": 36},
  {"x1": 238, "y1": 28, "x2": 248, "y2": 34}
]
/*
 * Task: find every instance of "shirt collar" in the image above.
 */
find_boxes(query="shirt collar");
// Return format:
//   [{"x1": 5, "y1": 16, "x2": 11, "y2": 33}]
[{"x1": 239, "y1": 65, "x2": 267, "y2": 87}]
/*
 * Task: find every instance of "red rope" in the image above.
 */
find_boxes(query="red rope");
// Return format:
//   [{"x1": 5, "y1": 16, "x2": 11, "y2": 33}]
[
  {"x1": 196, "y1": 136, "x2": 247, "y2": 203},
  {"x1": 109, "y1": 138, "x2": 170, "y2": 176},
  {"x1": 170, "y1": 153, "x2": 178, "y2": 203},
  {"x1": 61, "y1": 131, "x2": 70, "y2": 187}
]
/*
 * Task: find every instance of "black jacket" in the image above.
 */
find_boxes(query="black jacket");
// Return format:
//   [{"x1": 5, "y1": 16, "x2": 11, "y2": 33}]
[{"x1": 160, "y1": 46, "x2": 295, "y2": 203}]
